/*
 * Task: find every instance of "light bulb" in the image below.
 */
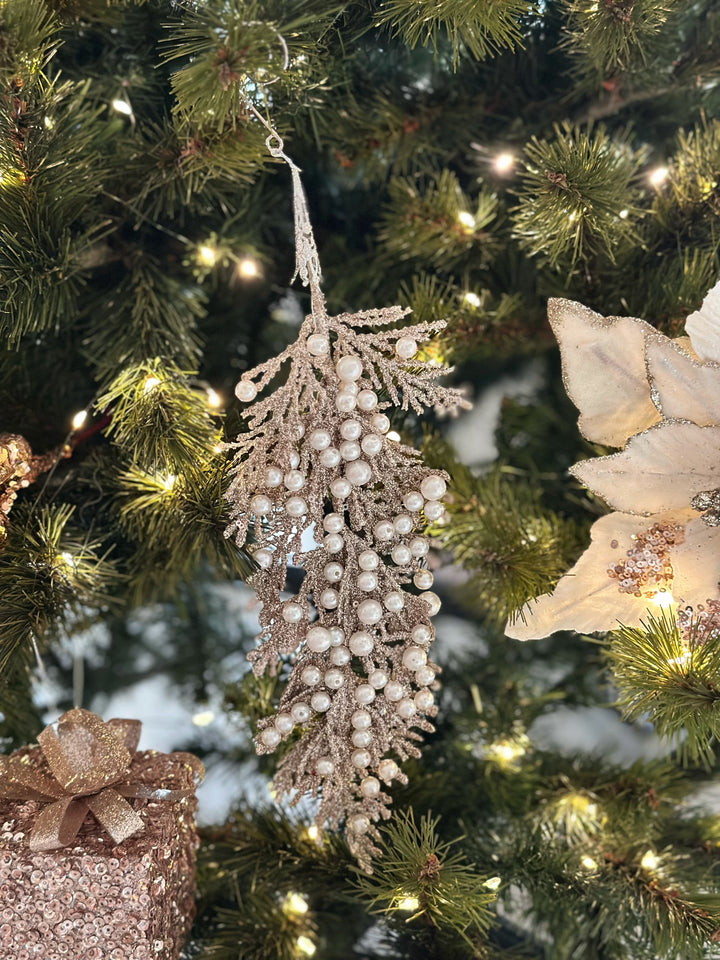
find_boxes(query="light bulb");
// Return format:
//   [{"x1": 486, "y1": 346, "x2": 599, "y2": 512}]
[
  {"x1": 483, "y1": 876, "x2": 502, "y2": 890},
  {"x1": 71, "y1": 410, "x2": 88, "y2": 430},
  {"x1": 283, "y1": 892, "x2": 309, "y2": 915},
  {"x1": 650, "y1": 590, "x2": 673, "y2": 608},
  {"x1": 192, "y1": 710, "x2": 215, "y2": 727},
  {"x1": 111, "y1": 98, "x2": 133, "y2": 116},
  {"x1": 640, "y1": 850, "x2": 658, "y2": 871},
  {"x1": 206, "y1": 388, "x2": 222, "y2": 408},
  {"x1": 143, "y1": 376, "x2": 161, "y2": 393},
  {"x1": 493, "y1": 152, "x2": 514, "y2": 173},
  {"x1": 198, "y1": 245, "x2": 217, "y2": 267},
  {"x1": 649, "y1": 166, "x2": 668, "y2": 186},
  {"x1": 457, "y1": 211, "x2": 476, "y2": 229},
  {"x1": 464, "y1": 291, "x2": 481, "y2": 308},
  {"x1": 396, "y1": 896, "x2": 419, "y2": 912},
  {"x1": 296, "y1": 936, "x2": 316, "y2": 957},
  {"x1": 238, "y1": 257, "x2": 259, "y2": 278}
]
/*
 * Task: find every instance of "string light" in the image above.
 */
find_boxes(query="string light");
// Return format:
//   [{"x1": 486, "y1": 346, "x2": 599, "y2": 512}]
[
  {"x1": 143, "y1": 376, "x2": 161, "y2": 393},
  {"x1": 457, "y1": 211, "x2": 476, "y2": 230},
  {"x1": 111, "y1": 98, "x2": 133, "y2": 116},
  {"x1": 283, "y1": 892, "x2": 309, "y2": 916},
  {"x1": 483, "y1": 876, "x2": 502, "y2": 890},
  {"x1": 386, "y1": 431, "x2": 401, "y2": 442},
  {"x1": 71, "y1": 410, "x2": 88, "y2": 430},
  {"x1": 161, "y1": 474, "x2": 176, "y2": 491},
  {"x1": 296, "y1": 936, "x2": 316, "y2": 956},
  {"x1": 198, "y1": 245, "x2": 218, "y2": 267},
  {"x1": 57, "y1": 551, "x2": 77, "y2": 570},
  {"x1": 463, "y1": 291, "x2": 481, "y2": 308},
  {"x1": 581, "y1": 856, "x2": 598, "y2": 871},
  {"x1": 304, "y1": 824, "x2": 319, "y2": 841},
  {"x1": 640, "y1": 850, "x2": 659, "y2": 871},
  {"x1": 192, "y1": 710, "x2": 215, "y2": 727},
  {"x1": 396, "y1": 896, "x2": 420, "y2": 912},
  {"x1": 667, "y1": 651, "x2": 691, "y2": 667},
  {"x1": 619, "y1": 209, "x2": 629, "y2": 219},
  {"x1": 493, "y1": 152, "x2": 514, "y2": 173},
  {"x1": 206, "y1": 388, "x2": 222, "y2": 409},
  {"x1": 649, "y1": 166, "x2": 669, "y2": 186},
  {"x1": 487, "y1": 738, "x2": 527, "y2": 766},
  {"x1": 238, "y1": 257, "x2": 260, "y2": 278},
  {"x1": 650, "y1": 590, "x2": 674, "y2": 608}
]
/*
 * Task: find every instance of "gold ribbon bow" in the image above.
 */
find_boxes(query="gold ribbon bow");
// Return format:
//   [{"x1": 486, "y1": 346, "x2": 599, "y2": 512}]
[{"x1": 0, "y1": 708, "x2": 203, "y2": 852}]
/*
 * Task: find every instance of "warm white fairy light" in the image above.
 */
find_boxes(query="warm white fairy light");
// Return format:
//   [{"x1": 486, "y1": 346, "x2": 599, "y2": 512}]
[
  {"x1": 143, "y1": 376, "x2": 161, "y2": 393},
  {"x1": 386, "y1": 431, "x2": 401, "y2": 442},
  {"x1": 667, "y1": 651, "x2": 691, "y2": 667},
  {"x1": 640, "y1": 850, "x2": 659, "y2": 871},
  {"x1": 71, "y1": 410, "x2": 88, "y2": 430},
  {"x1": 463, "y1": 291, "x2": 481, "y2": 308},
  {"x1": 296, "y1": 936, "x2": 316, "y2": 956},
  {"x1": 619, "y1": 209, "x2": 629, "y2": 219},
  {"x1": 198, "y1": 244, "x2": 217, "y2": 267},
  {"x1": 206, "y1": 388, "x2": 222, "y2": 408},
  {"x1": 488, "y1": 739, "x2": 526, "y2": 764},
  {"x1": 305, "y1": 824, "x2": 319, "y2": 841},
  {"x1": 483, "y1": 876, "x2": 502, "y2": 890},
  {"x1": 238, "y1": 257, "x2": 260, "y2": 278},
  {"x1": 192, "y1": 710, "x2": 215, "y2": 726},
  {"x1": 649, "y1": 166, "x2": 669, "y2": 186},
  {"x1": 396, "y1": 896, "x2": 420, "y2": 911},
  {"x1": 111, "y1": 98, "x2": 133, "y2": 116},
  {"x1": 57, "y1": 551, "x2": 77, "y2": 570},
  {"x1": 581, "y1": 855, "x2": 598, "y2": 871},
  {"x1": 457, "y1": 211, "x2": 476, "y2": 230},
  {"x1": 284, "y1": 892, "x2": 309, "y2": 915},
  {"x1": 493, "y1": 152, "x2": 514, "y2": 173},
  {"x1": 161, "y1": 474, "x2": 176, "y2": 491},
  {"x1": 650, "y1": 590, "x2": 674, "y2": 608}
]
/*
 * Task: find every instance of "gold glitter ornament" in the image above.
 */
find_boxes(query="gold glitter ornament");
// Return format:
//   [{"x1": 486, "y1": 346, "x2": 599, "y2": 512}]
[
  {"x1": 0, "y1": 432, "x2": 71, "y2": 546},
  {"x1": 224, "y1": 113, "x2": 469, "y2": 871}
]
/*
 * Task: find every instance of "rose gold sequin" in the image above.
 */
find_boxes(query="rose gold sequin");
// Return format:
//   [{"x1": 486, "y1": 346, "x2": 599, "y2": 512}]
[{"x1": 607, "y1": 522, "x2": 684, "y2": 596}]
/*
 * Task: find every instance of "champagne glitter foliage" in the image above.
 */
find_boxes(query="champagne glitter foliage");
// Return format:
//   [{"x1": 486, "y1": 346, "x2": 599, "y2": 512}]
[{"x1": 225, "y1": 302, "x2": 467, "y2": 869}]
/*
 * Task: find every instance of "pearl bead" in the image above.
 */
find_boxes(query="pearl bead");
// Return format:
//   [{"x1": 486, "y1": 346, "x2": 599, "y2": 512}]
[
  {"x1": 357, "y1": 599, "x2": 383, "y2": 625},
  {"x1": 358, "y1": 549, "x2": 380, "y2": 570},
  {"x1": 378, "y1": 759, "x2": 399, "y2": 781},
  {"x1": 411, "y1": 624, "x2": 434, "y2": 644},
  {"x1": 420, "y1": 475, "x2": 447, "y2": 500},
  {"x1": 330, "y1": 646, "x2": 351, "y2": 666},
  {"x1": 282, "y1": 602, "x2": 304, "y2": 623},
  {"x1": 355, "y1": 684, "x2": 376, "y2": 705},
  {"x1": 384, "y1": 680, "x2": 404, "y2": 702},
  {"x1": 324, "y1": 533, "x2": 344, "y2": 553},
  {"x1": 409, "y1": 537, "x2": 429, "y2": 557},
  {"x1": 395, "y1": 337, "x2": 417, "y2": 359},
  {"x1": 253, "y1": 548, "x2": 273, "y2": 569},
  {"x1": 309, "y1": 429, "x2": 332, "y2": 450},
  {"x1": 415, "y1": 689, "x2": 435, "y2": 711},
  {"x1": 371, "y1": 413, "x2": 390, "y2": 434},
  {"x1": 361, "y1": 776, "x2": 381, "y2": 798},
  {"x1": 330, "y1": 477, "x2": 352, "y2": 499},
  {"x1": 310, "y1": 691, "x2": 331, "y2": 712},
  {"x1": 352, "y1": 710, "x2": 372, "y2": 732},
  {"x1": 306, "y1": 626, "x2": 332, "y2": 653},
  {"x1": 324, "y1": 562, "x2": 344, "y2": 582},
  {"x1": 368, "y1": 669, "x2": 388, "y2": 689},
  {"x1": 352, "y1": 729, "x2": 372, "y2": 748},
  {"x1": 396, "y1": 698, "x2": 416, "y2": 719},
  {"x1": 393, "y1": 514, "x2": 413, "y2": 535},
  {"x1": 265, "y1": 466, "x2": 284, "y2": 487},
  {"x1": 402, "y1": 646, "x2": 427, "y2": 670},
  {"x1": 335, "y1": 392, "x2": 356, "y2": 413},
  {"x1": 391, "y1": 545, "x2": 412, "y2": 566},
  {"x1": 324, "y1": 668, "x2": 345, "y2": 689},
  {"x1": 373, "y1": 520, "x2": 394, "y2": 541},
  {"x1": 415, "y1": 665, "x2": 436, "y2": 686},
  {"x1": 346, "y1": 460, "x2": 372, "y2": 486},
  {"x1": 320, "y1": 447, "x2": 341, "y2": 468},
  {"x1": 274, "y1": 713, "x2": 294, "y2": 735},
  {"x1": 424, "y1": 500, "x2": 444, "y2": 521},
  {"x1": 285, "y1": 496, "x2": 308, "y2": 517},
  {"x1": 349, "y1": 631, "x2": 374, "y2": 656},
  {"x1": 260, "y1": 727, "x2": 281, "y2": 748},
  {"x1": 340, "y1": 381, "x2": 359, "y2": 396},
  {"x1": 284, "y1": 470, "x2": 305, "y2": 491},
  {"x1": 357, "y1": 571, "x2": 378, "y2": 592},
  {"x1": 306, "y1": 333, "x2": 330, "y2": 356},
  {"x1": 349, "y1": 815, "x2": 370, "y2": 834},
  {"x1": 403, "y1": 490, "x2": 424, "y2": 512},
  {"x1": 250, "y1": 495, "x2": 272, "y2": 515},
  {"x1": 235, "y1": 379, "x2": 257, "y2": 402},
  {"x1": 360, "y1": 433, "x2": 383, "y2": 457},
  {"x1": 356, "y1": 390, "x2": 378, "y2": 411},
  {"x1": 289, "y1": 451, "x2": 300, "y2": 468},
  {"x1": 340, "y1": 419, "x2": 362, "y2": 441},
  {"x1": 329, "y1": 627, "x2": 345, "y2": 646},
  {"x1": 340, "y1": 440, "x2": 361, "y2": 461},
  {"x1": 323, "y1": 513, "x2": 344, "y2": 533},
  {"x1": 413, "y1": 570, "x2": 434, "y2": 590},
  {"x1": 319, "y1": 588, "x2": 339, "y2": 609},
  {"x1": 421, "y1": 591, "x2": 442, "y2": 616},
  {"x1": 316, "y1": 757, "x2": 335, "y2": 776},
  {"x1": 336, "y1": 355, "x2": 364, "y2": 382},
  {"x1": 352, "y1": 748, "x2": 371, "y2": 767},
  {"x1": 291, "y1": 702, "x2": 312, "y2": 723},
  {"x1": 383, "y1": 591, "x2": 405, "y2": 613},
  {"x1": 296, "y1": 424, "x2": 305, "y2": 439},
  {"x1": 301, "y1": 666, "x2": 322, "y2": 686}
]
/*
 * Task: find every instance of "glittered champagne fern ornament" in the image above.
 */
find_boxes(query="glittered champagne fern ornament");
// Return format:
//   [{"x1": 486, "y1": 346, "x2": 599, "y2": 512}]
[{"x1": 225, "y1": 113, "x2": 468, "y2": 870}]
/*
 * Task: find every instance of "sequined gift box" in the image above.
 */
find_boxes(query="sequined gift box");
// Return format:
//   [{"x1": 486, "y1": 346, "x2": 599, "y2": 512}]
[{"x1": 0, "y1": 712, "x2": 202, "y2": 960}]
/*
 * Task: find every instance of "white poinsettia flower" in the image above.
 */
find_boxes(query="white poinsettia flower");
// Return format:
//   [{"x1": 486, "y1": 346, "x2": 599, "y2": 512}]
[{"x1": 506, "y1": 280, "x2": 720, "y2": 640}]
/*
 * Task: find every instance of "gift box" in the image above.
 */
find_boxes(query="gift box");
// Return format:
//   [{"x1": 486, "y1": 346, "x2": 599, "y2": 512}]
[{"x1": 0, "y1": 709, "x2": 203, "y2": 960}]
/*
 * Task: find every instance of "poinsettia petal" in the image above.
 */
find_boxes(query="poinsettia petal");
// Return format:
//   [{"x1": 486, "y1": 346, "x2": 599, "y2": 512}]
[
  {"x1": 685, "y1": 280, "x2": 720, "y2": 363},
  {"x1": 548, "y1": 298, "x2": 660, "y2": 447},
  {"x1": 571, "y1": 422, "x2": 720, "y2": 515},
  {"x1": 645, "y1": 334, "x2": 720, "y2": 425},
  {"x1": 671, "y1": 518, "x2": 720, "y2": 610},
  {"x1": 506, "y1": 513, "x2": 670, "y2": 640}
]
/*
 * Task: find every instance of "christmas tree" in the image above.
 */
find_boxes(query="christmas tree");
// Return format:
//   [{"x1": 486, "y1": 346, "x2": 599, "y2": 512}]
[{"x1": 2, "y1": 1, "x2": 720, "y2": 957}]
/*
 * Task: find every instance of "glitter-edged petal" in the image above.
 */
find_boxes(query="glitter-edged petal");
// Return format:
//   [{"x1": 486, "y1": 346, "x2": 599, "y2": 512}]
[
  {"x1": 506, "y1": 513, "x2": 666, "y2": 640},
  {"x1": 571, "y1": 422, "x2": 720, "y2": 515},
  {"x1": 645, "y1": 335, "x2": 720, "y2": 425},
  {"x1": 671, "y1": 518, "x2": 720, "y2": 610},
  {"x1": 685, "y1": 280, "x2": 720, "y2": 363},
  {"x1": 548, "y1": 298, "x2": 660, "y2": 447}
]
